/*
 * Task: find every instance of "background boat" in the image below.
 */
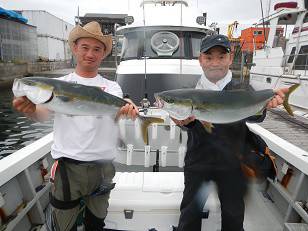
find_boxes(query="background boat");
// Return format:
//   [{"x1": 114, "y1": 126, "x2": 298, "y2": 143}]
[{"x1": 250, "y1": 0, "x2": 308, "y2": 114}]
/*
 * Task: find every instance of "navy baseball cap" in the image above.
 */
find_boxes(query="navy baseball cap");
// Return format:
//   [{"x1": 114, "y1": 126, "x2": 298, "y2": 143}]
[{"x1": 200, "y1": 34, "x2": 231, "y2": 53}]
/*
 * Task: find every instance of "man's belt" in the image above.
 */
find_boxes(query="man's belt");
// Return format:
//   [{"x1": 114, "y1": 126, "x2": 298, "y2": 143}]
[{"x1": 60, "y1": 157, "x2": 99, "y2": 165}]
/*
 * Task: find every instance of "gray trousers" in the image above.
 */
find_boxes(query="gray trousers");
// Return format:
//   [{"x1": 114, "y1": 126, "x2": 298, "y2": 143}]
[{"x1": 50, "y1": 160, "x2": 115, "y2": 231}]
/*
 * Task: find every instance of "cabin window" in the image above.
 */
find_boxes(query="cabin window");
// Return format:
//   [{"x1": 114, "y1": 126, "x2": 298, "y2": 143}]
[
  {"x1": 120, "y1": 28, "x2": 208, "y2": 61},
  {"x1": 120, "y1": 30, "x2": 185, "y2": 60},
  {"x1": 303, "y1": 12, "x2": 308, "y2": 23},
  {"x1": 253, "y1": 30, "x2": 263, "y2": 36},
  {"x1": 121, "y1": 32, "x2": 143, "y2": 60},
  {"x1": 287, "y1": 47, "x2": 296, "y2": 63},
  {"x1": 294, "y1": 45, "x2": 308, "y2": 70},
  {"x1": 190, "y1": 32, "x2": 206, "y2": 58}
]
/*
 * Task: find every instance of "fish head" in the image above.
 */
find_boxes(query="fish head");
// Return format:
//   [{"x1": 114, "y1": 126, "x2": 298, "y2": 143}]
[
  {"x1": 154, "y1": 90, "x2": 192, "y2": 120},
  {"x1": 154, "y1": 91, "x2": 175, "y2": 108},
  {"x1": 12, "y1": 77, "x2": 54, "y2": 104}
]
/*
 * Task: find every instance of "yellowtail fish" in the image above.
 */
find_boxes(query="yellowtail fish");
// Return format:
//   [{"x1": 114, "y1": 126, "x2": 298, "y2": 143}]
[
  {"x1": 155, "y1": 84, "x2": 299, "y2": 124},
  {"x1": 13, "y1": 77, "x2": 164, "y2": 143}
]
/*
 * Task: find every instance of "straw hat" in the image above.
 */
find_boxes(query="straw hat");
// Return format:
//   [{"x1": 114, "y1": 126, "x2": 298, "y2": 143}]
[{"x1": 68, "y1": 21, "x2": 112, "y2": 56}]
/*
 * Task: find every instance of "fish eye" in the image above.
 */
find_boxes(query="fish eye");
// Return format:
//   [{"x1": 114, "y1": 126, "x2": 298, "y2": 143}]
[
  {"x1": 166, "y1": 98, "x2": 174, "y2": 103},
  {"x1": 24, "y1": 80, "x2": 36, "y2": 86}
]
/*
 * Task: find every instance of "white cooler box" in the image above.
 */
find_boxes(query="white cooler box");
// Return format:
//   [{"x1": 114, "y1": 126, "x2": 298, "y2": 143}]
[{"x1": 105, "y1": 172, "x2": 184, "y2": 231}]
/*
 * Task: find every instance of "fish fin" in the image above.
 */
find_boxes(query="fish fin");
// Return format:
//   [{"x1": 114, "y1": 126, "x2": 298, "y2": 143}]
[
  {"x1": 256, "y1": 110, "x2": 264, "y2": 116},
  {"x1": 139, "y1": 116, "x2": 165, "y2": 144},
  {"x1": 283, "y1": 83, "x2": 300, "y2": 116},
  {"x1": 201, "y1": 121, "x2": 214, "y2": 133}
]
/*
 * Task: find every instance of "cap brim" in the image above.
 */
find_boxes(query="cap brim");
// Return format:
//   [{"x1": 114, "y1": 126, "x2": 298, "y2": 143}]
[{"x1": 201, "y1": 44, "x2": 230, "y2": 53}]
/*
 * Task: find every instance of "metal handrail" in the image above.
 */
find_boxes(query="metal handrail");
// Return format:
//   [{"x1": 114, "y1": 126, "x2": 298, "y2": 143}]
[
  {"x1": 281, "y1": 53, "x2": 308, "y2": 75},
  {"x1": 140, "y1": 0, "x2": 188, "y2": 7},
  {"x1": 239, "y1": 51, "x2": 308, "y2": 76}
]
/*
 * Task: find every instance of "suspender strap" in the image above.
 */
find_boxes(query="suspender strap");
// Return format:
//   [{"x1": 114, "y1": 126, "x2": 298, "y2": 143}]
[
  {"x1": 50, "y1": 160, "x2": 58, "y2": 183},
  {"x1": 58, "y1": 159, "x2": 71, "y2": 202},
  {"x1": 49, "y1": 159, "x2": 80, "y2": 210}
]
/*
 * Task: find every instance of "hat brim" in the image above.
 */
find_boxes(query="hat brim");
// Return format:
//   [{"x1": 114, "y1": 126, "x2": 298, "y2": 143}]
[{"x1": 68, "y1": 25, "x2": 112, "y2": 57}]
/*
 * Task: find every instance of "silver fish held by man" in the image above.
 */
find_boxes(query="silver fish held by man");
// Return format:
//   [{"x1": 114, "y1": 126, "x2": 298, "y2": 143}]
[
  {"x1": 12, "y1": 77, "x2": 164, "y2": 143},
  {"x1": 155, "y1": 84, "x2": 299, "y2": 124}
]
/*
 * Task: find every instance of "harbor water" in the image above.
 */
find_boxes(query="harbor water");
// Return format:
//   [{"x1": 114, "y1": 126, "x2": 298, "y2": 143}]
[{"x1": 0, "y1": 87, "x2": 52, "y2": 159}]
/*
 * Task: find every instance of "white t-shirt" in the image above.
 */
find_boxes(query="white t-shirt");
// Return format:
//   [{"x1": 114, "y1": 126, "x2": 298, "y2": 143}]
[
  {"x1": 51, "y1": 72, "x2": 123, "y2": 161},
  {"x1": 196, "y1": 70, "x2": 232, "y2": 91}
]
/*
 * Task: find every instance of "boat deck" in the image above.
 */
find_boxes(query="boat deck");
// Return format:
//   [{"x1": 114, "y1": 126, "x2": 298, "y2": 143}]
[
  {"x1": 202, "y1": 108, "x2": 308, "y2": 231},
  {"x1": 260, "y1": 108, "x2": 308, "y2": 153},
  {"x1": 202, "y1": 184, "x2": 283, "y2": 231}
]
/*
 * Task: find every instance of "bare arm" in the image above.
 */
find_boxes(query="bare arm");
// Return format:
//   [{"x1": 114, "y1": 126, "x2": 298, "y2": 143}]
[{"x1": 12, "y1": 96, "x2": 51, "y2": 122}]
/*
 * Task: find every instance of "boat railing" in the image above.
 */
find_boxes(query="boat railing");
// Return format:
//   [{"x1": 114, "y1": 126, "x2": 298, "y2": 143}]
[
  {"x1": 0, "y1": 133, "x2": 53, "y2": 230},
  {"x1": 140, "y1": 0, "x2": 189, "y2": 7},
  {"x1": 247, "y1": 122, "x2": 308, "y2": 224},
  {"x1": 281, "y1": 52, "x2": 308, "y2": 76},
  {"x1": 0, "y1": 133, "x2": 53, "y2": 187},
  {"x1": 247, "y1": 123, "x2": 308, "y2": 176},
  {"x1": 253, "y1": 50, "x2": 308, "y2": 76}
]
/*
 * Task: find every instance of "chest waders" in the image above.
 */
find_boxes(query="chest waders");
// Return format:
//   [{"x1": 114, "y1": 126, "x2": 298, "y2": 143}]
[{"x1": 48, "y1": 158, "x2": 115, "y2": 231}]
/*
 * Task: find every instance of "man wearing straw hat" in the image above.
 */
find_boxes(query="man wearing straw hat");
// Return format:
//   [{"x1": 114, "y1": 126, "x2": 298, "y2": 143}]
[{"x1": 13, "y1": 21, "x2": 138, "y2": 231}]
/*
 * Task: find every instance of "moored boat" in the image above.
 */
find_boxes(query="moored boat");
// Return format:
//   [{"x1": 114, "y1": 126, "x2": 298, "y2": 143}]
[{"x1": 250, "y1": 0, "x2": 308, "y2": 113}]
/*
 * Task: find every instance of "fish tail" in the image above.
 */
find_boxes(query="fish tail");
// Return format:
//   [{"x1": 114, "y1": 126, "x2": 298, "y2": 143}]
[
  {"x1": 139, "y1": 116, "x2": 165, "y2": 144},
  {"x1": 12, "y1": 78, "x2": 25, "y2": 97},
  {"x1": 283, "y1": 83, "x2": 300, "y2": 116},
  {"x1": 202, "y1": 121, "x2": 214, "y2": 133}
]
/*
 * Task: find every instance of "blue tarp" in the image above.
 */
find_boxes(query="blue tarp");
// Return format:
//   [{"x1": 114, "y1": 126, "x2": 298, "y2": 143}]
[{"x1": 0, "y1": 7, "x2": 28, "y2": 23}]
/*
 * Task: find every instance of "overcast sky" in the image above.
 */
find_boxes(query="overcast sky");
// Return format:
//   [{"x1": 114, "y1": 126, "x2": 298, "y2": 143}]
[{"x1": 0, "y1": 0, "x2": 281, "y2": 35}]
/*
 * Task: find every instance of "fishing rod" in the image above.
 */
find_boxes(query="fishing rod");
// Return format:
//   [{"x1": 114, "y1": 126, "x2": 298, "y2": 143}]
[
  {"x1": 259, "y1": 0, "x2": 268, "y2": 47},
  {"x1": 259, "y1": 0, "x2": 281, "y2": 88},
  {"x1": 180, "y1": 0, "x2": 183, "y2": 77},
  {"x1": 142, "y1": 0, "x2": 148, "y2": 102},
  {"x1": 139, "y1": 0, "x2": 153, "y2": 115}
]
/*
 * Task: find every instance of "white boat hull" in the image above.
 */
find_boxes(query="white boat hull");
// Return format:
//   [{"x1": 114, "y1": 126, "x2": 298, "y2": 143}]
[{"x1": 250, "y1": 72, "x2": 308, "y2": 110}]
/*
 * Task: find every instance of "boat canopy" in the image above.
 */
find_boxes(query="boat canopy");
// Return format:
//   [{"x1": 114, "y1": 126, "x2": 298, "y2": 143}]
[{"x1": 258, "y1": 1, "x2": 306, "y2": 26}]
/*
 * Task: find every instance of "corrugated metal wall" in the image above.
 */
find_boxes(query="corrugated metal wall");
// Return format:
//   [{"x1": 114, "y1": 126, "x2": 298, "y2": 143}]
[
  {"x1": 21, "y1": 10, "x2": 73, "y2": 61},
  {"x1": 0, "y1": 18, "x2": 38, "y2": 62}
]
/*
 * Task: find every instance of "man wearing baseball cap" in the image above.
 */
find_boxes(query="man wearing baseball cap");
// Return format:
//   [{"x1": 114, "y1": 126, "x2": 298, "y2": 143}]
[
  {"x1": 200, "y1": 34, "x2": 231, "y2": 52},
  {"x1": 197, "y1": 34, "x2": 232, "y2": 89},
  {"x1": 172, "y1": 34, "x2": 289, "y2": 231},
  {"x1": 13, "y1": 21, "x2": 138, "y2": 231}
]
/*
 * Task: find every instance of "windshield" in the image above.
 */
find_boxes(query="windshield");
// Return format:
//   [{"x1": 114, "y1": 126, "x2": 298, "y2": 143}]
[{"x1": 120, "y1": 28, "x2": 206, "y2": 61}]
